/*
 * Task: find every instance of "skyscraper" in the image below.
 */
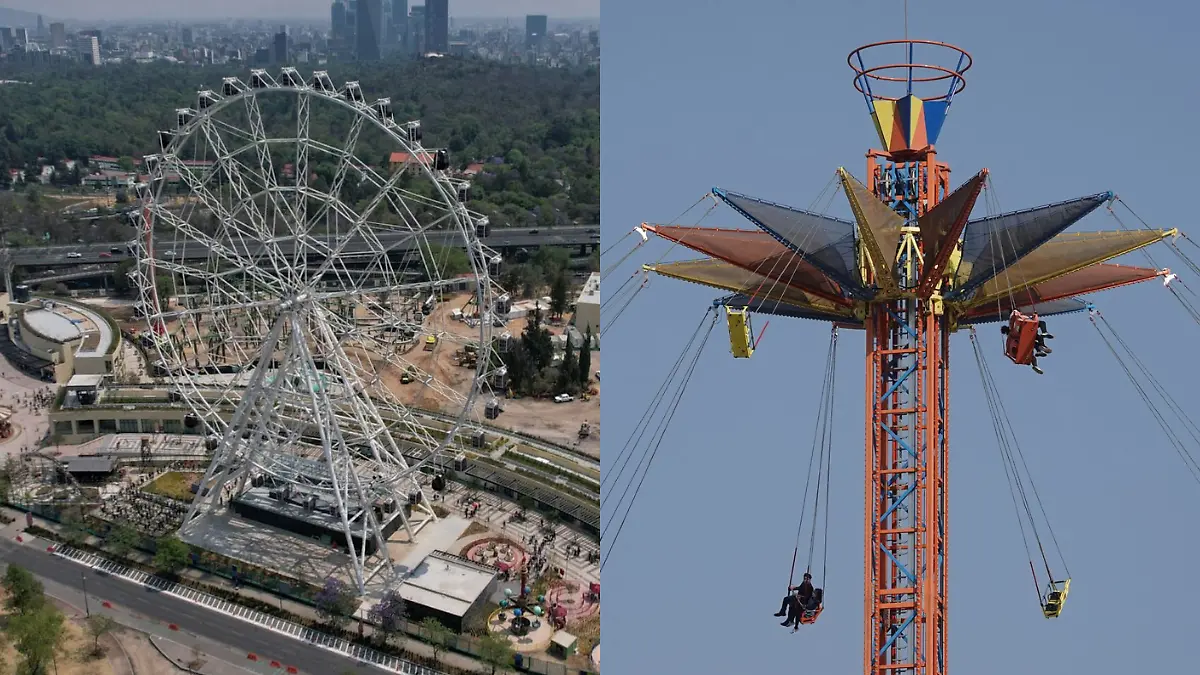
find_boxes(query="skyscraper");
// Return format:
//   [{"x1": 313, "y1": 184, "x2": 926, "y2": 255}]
[
  {"x1": 356, "y1": 0, "x2": 382, "y2": 61},
  {"x1": 274, "y1": 31, "x2": 288, "y2": 64},
  {"x1": 182, "y1": 27, "x2": 193, "y2": 46},
  {"x1": 76, "y1": 35, "x2": 100, "y2": 65},
  {"x1": 390, "y1": 0, "x2": 408, "y2": 52},
  {"x1": 525, "y1": 15, "x2": 547, "y2": 50},
  {"x1": 36, "y1": 14, "x2": 44, "y2": 39},
  {"x1": 330, "y1": 1, "x2": 346, "y2": 54},
  {"x1": 49, "y1": 22, "x2": 66, "y2": 49},
  {"x1": 424, "y1": 0, "x2": 448, "y2": 54},
  {"x1": 409, "y1": 5, "x2": 425, "y2": 55}
]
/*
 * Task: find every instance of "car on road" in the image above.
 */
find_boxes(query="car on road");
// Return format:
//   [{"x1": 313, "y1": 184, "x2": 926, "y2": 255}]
[
  {"x1": 99, "y1": 252, "x2": 112, "y2": 258},
  {"x1": 65, "y1": 252, "x2": 82, "y2": 258},
  {"x1": 529, "y1": 229, "x2": 540, "y2": 234},
  {"x1": 164, "y1": 250, "x2": 177, "y2": 257},
  {"x1": 110, "y1": 246, "x2": 124, "y2": 254},
  {"x1": 554, "y1": 393, "x2": 574, "y2": 403}
]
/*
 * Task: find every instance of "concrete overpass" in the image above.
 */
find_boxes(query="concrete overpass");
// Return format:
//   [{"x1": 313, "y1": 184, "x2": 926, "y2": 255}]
[{"x1": 4, "y1": 224, "x2": 600, "y2": 267}]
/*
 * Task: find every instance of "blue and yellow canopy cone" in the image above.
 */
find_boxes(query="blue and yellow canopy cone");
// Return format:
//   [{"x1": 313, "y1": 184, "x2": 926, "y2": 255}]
[{"x1": 871, "y1": 94, "x2": 949, "y2": 155}]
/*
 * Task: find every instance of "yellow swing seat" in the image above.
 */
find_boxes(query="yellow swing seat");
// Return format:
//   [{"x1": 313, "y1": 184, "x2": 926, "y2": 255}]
[
  {"x1": 725, "y1": 306, "x2": 754, "y2": 359},
  {"x1": 1042, "y1": 578, "x2": 1070, "y2": 619}
]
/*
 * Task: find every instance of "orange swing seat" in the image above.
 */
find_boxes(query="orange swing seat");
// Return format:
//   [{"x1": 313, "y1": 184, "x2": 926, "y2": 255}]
[{"x1": 1004, "y1": 311, "x2": 1040, "y2": 366}]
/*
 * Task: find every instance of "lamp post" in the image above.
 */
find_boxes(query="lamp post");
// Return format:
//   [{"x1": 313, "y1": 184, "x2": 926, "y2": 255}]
[{"x1": 81, "y1": 571, "x2": 90, "y2": 617}]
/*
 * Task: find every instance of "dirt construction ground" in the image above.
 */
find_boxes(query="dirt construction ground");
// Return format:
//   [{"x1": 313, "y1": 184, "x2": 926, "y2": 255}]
[
  {"x1": 372, "y1": 293, "x2": 600, "y2": 456},
  {"x1": 104, "y1": 290, "x2": 600, "y2": 456}
]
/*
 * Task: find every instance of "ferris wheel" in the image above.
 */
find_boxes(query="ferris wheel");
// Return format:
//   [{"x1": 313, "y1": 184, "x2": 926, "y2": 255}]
[{"x1": 128, "y1": 68, "x2": 503, "y2": 590}]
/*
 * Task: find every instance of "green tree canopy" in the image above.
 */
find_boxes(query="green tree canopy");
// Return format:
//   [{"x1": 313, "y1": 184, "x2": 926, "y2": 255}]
[
  {"x1": 152, "y1": 536, "x2": 191, "y2": 576},
  {"x1": 0, "y1": 58, "x2": 598, "y2": 228}
]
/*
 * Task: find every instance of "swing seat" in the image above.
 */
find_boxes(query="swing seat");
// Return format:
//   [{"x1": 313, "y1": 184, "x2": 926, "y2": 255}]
[
  {"x1": 1041, "y1": 578, "x2": 1070, "y2": 619},
  {"x1": 797, "y1": 588, "x2": 824, "y2": 625},
  {"x1": 725, "y1": 306, "x2": 754, "y2": 359},
  {"x1": 1004, "y1": 312, "x2": 1040, "y2": 366}
]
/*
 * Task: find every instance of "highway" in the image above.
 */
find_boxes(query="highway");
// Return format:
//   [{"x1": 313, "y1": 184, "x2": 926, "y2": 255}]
[
  {"x1": 5, "y1": 224, "x2": 600, "y2": 266},
  {"x1": 0, "y1": 537, "x2": 374, "y2": 675}
]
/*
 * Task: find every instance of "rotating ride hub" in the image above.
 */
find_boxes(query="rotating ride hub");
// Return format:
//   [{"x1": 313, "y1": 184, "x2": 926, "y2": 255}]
[
  {"x1": 637, "y1": 38, "x2": 1174, "y2": 675},
  {"x1": 131, "y1": 68, "x2": 507, "y2": 593}
]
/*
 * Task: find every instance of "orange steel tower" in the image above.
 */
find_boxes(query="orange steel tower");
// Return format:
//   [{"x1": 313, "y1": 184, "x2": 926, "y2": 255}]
[
  {"x1": 639, "y1": 37, "x2": 1175, "y2": 675},
  {"x1": 849, "y1": 39, "x2": 967, "y2": 675}
]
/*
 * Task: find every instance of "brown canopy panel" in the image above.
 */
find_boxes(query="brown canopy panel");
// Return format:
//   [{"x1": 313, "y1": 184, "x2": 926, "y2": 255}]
[{"x1": 645, "y1": 225, "x2": 849, "y2": 305}]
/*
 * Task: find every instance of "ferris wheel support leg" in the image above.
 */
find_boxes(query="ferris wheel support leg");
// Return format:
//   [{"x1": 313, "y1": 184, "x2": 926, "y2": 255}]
[
  {"x1": 184, "y1": 317, "x2": 289, "y2": 524},
  {"x1": 292, "y1": 313, "x2": 395, "y2": 592}
]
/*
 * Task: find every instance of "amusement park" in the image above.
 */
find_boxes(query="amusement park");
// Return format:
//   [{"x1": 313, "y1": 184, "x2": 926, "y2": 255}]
[
  {"x1": 0, "y1": 66, "x2": 601, "y2": 673},
  {"x1": 601, "y1": 3, "x2": 1200, "y2": 674}
]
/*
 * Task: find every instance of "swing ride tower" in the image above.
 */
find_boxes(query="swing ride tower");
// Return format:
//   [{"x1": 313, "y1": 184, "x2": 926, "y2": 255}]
[
  {"x1": 634, "y1": 35, "x2": 1179, "y2": 675},
  {"x1": 850, "y1": 39, "x2": 964, "y2": 675}
]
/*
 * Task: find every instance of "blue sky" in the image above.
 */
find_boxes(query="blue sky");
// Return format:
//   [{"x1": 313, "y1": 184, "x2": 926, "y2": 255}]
[{"x1": 600, "y1": 0, "x2": 1200, "y2": 673}]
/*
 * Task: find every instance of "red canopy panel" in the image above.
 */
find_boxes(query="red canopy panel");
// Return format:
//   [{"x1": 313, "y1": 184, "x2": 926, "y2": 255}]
[
  {"x1": 647, "y1": 225, "x2": 850, "y2": 306},
  {"x1": 960, "y1": 263, "x2": 1160, "y2": 318}
]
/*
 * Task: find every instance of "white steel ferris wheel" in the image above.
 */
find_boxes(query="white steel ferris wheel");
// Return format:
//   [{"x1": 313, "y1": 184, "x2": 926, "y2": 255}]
[{"x1": 129, "y1": 68, "x2": 504, "y2": 591}]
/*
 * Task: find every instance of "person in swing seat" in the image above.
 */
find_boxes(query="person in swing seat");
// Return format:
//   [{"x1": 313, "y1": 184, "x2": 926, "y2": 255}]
[{"x1": 773, "y1": 573, "x2": 814, "y2": 626}]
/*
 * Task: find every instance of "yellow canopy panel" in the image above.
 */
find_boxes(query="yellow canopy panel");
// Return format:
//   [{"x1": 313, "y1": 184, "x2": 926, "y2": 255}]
[
  {"x1": 645, "y1": 259, "x2": 854, "y2": 317},
  {"x1": 838, "y1": 168, "x2": 906, "y2": 293},
  {"x1": 965, "y1": 229, "x2": 1172, "y2": 308}
]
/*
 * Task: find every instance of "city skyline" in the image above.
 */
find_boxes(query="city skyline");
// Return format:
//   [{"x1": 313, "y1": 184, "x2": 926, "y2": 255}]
[{"x1": 0, "y1": 0, "x2": 598, "y2": 23}]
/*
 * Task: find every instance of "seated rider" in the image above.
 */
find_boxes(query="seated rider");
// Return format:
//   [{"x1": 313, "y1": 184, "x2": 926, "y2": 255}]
[
  {"x1": 1000, "y1": 313, "x2": 1052, "y2": 375},
  {"x1": 774, "y1": 573, "x2": 814, "y2": 627}
]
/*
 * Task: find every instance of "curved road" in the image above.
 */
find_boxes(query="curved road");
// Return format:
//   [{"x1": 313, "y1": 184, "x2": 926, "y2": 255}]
[{"x1": 0, "y1": 537, "x2": 378, "y2": 675}]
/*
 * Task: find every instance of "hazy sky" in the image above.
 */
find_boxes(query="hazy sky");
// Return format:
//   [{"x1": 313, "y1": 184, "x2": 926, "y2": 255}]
[
  {"x1": 3, "y1": 0, "x2": 598, "y2": 21},
  {"x1": 603, "y1": 0, "x2": 1200, "y2": 673}
]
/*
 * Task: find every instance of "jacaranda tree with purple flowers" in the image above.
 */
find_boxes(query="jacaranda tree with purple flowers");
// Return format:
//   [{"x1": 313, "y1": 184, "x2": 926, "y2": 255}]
[
  {"x1": 367, "y1": 589, "x2": 407, "y2": 645},
  {"x1": 315, "y1": 577, "x2": 359, "y2": 629}
]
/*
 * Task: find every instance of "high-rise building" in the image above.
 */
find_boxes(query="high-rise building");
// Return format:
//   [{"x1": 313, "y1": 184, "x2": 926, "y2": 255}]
[
  {"x1": 389, "y1": 0, "x2": 408, "y2": 52},
  {"x1": 14, "y1": 28, "x2": 28, "y2": 46},
  {"x1": 80, "y1": 29, "x2": 102, "y2": 47},
  {"x1": 356, "y1": 0, "x2": 382, "y2": 60},
  {"x1": 0, "y1": 28, "x2": 13, "y2": 51},
  {"x1": 48, "y1": 22, "x2": 66, "y2": 49},
  {"x1": 36, "y1": 14, "x2": 44, "y2": 39},
  {"x1": 274, "y1": 31, "x2": 288, "y2": 63},
  {"x1": 330, "y1": 1, "x2": 347, "y2": 55},
  {"x1": 76, "y1": 35, "x2": 100, "y2": 65},
  {"x1": 525, "y1": 15, "x2": 547, "y2": 50},
  {"x1": 424, "y1": 0, "x2": 448, "y2": 53},
  {"x1": 182, "y1": 27, "x2": 193, "y2": 46},
  {"x1": 409, "y1": 5, "x2": 425, "y2": 55}
]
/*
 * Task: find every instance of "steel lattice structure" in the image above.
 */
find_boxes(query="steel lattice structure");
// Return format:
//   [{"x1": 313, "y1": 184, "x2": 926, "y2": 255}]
[
  {"x1": 130, "y1": 67, "x2": 504, "y2": 592},
  {"x1": 639, "y1": 39, "x2": 1175, "y2": 675}
]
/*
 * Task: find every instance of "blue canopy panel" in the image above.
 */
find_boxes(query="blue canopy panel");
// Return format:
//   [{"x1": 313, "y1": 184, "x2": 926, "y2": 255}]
[
  {"x1": 959, "y1": 297, "x2": 1089, "y2": 325},
  {"x1": 714, "y1": 293, "x2": 864, "y2": 327},
  {"x1": 948, "y1": 192, "x2": 1112, "y2": 298},
  {"x1": 712, "y1": 188, "x2": 869, "y2": 299}
]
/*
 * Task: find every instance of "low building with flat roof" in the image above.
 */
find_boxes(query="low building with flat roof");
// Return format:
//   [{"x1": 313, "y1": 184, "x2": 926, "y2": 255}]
[
  {"x1": 397, "y1": 550, "x2": 499, "y2": 633},
  {"x1": 574, "y1": 272, "x2": 599, "y2": 337},
  {"x1": 9, "y1": 298, "x2": 118, "y2": 383}
]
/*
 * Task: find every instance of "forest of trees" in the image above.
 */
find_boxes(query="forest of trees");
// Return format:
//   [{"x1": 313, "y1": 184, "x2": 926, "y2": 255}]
[{"x1": 0, "y1": 57, "x2": 599, "y2": 228}]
